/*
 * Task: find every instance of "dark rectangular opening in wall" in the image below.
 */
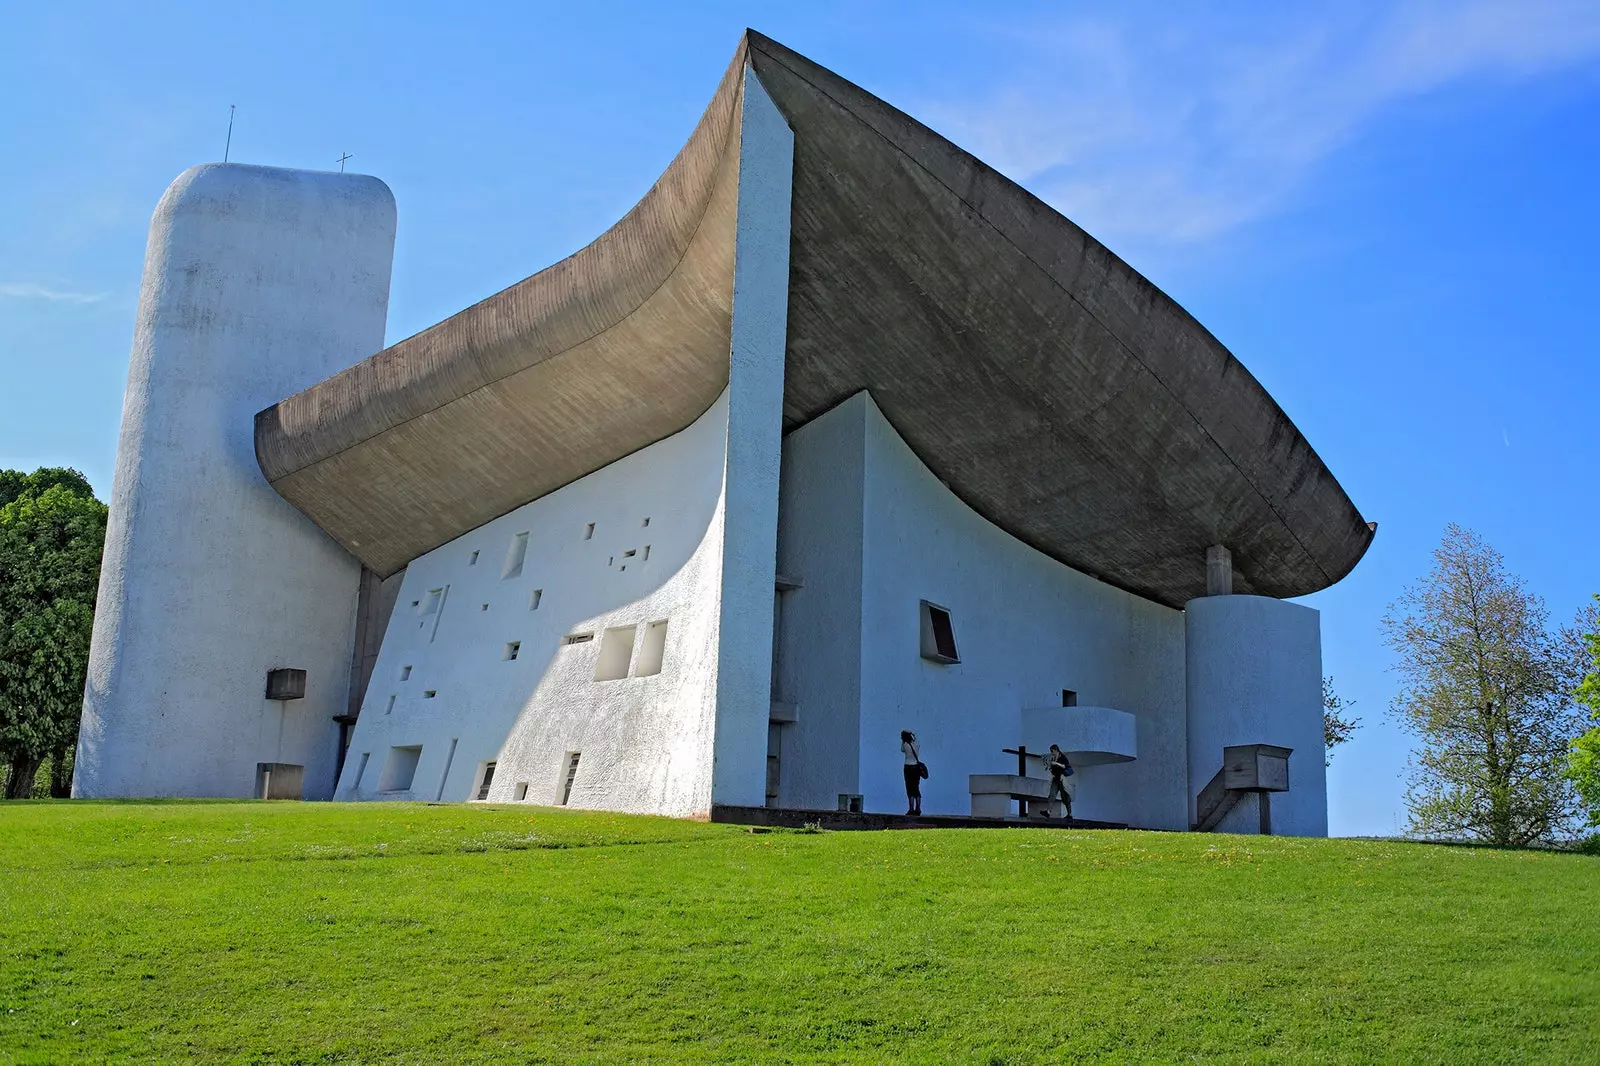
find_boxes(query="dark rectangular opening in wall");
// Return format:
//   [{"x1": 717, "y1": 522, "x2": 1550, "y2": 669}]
[
  {"x1": 564, "y1": 632, "x2": 593, "y2": 645},
  {"x1": 384, "y1": 694, "x2": 395, "y2": 715},
  {"x1": 530, "y1": 589, "x2": 543, "y2": 611},
  {"x1": 422, "y1": 689, "x2": 437, "y2": 699},
  {"x1": 513, "y1": 781, "x2": 529, "y2": 801},
  {"x1": 560, "y1": 752, "x2": 581, "y2": 805},
  {"x1": 265, "y1": 668, "x2": 307, "y2": 701},
  {"x1": 919, "y1": 601, "x2": 959, "y2": 664},
  {"x1": 502, "y1": 531, "x2": 529, "y2": 579},
  {"x1": 1062, "y1": 689, "x2": 1078, "y2": 707},
  {"x1": 469, "y1": 550, "x2": 480, "y2": 566},
  {"x1": 476, "y1": 761, "x2": 497, "y2": 801},
  {"x1": 584, "y1": 523, "x2": 595, "y2": 540},
  {"x1": 379, "y1": 745, "x2": 422, "y2": 792},
  {"x1": 504, "y1": 641, "x2": 521, "y2": 661},
  {"x1": 400, "y1": 664, "x2": 412, "y2": 681}
]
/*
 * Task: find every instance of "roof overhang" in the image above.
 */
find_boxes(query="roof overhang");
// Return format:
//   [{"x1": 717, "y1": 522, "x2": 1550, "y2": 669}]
[{"x1": 255, "y1": 30, "x2": 1373, "y2": 608}]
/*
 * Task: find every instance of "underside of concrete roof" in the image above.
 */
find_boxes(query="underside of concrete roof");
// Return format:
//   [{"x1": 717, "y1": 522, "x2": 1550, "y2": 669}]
[{"x1": 254, "y1": 30, "x2": 1373, "y2": 609}]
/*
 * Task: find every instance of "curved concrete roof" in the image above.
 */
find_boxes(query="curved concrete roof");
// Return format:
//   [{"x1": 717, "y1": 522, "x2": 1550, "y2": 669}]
[{"x1": 257, "y1": 31, "x2": 1372, "y2": 608}]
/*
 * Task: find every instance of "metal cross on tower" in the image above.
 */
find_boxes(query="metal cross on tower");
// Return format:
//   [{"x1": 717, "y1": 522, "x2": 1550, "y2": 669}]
[{"x1": 336, "y1": 152, "x2": 353, "y2": 173}]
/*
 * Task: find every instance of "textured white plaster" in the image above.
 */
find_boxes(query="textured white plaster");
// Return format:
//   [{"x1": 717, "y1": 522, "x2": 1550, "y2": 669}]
[
  {"x1": 75, "y1": 164, "x2": 395, "y2": 800},
  {"x1": 338, "y1": 391, "x2": 733, "y2": 816},
  {"x1": 708, "y1": 69, "x2": 792, "y2": 807},
  {"x1": 776, "y1": 393, "x2": 1190, "y2": 829},
  {"x1": 1185, "y1": 594, "x2": 1327, "y2": 836},
  {"x1": 1021, "y1": 706, "x2": 1138, "y2": 766}
]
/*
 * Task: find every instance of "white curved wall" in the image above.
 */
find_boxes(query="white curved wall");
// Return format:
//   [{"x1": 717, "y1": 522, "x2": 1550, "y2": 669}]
[
  {"x1": 338, "y1": 391, "x2": 735, "y2": 816},
  {"x1": 75, "y1": 164, "x2": 395, "y2": 800},
  {"x1": 1185, "y1": 595, "x2": 1327, "y2": 836},
  {"x1": 775, "y1": 392, "x2": 1190, "y2": 829}
]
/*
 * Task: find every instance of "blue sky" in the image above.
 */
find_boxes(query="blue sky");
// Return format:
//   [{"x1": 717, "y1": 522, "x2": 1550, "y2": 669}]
[{"x1": 2, "y1": 1, "x2": 1597, "y2": 835}]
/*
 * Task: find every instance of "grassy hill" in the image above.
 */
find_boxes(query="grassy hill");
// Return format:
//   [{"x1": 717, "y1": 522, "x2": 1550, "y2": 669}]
[{"x1": 0, "y1": 802, "x2": 1594, "y2": 1064}]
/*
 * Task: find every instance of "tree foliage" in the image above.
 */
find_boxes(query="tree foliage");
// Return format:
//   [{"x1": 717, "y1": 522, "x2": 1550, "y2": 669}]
[
  {"x1": 1322, "y1": 676, "x2": 1360, "y2": 765},
  {"x1": 1566, "y1": 595, "x2": 1600, "y2": 827},
  {"x1": 1382, "y1": 525, "x2": 1587, "y2": 846},
  {"x1": 0, "y1": 468, "x2": 107, "y2": 799}
]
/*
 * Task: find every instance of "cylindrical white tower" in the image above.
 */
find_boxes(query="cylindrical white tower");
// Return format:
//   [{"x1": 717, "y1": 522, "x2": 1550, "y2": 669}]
[
  {"x1": 75, "y1": 163, "x2": 396, "y2": 800},
  {"x1": 1185, "y1": 594, "x2": 1327, "y2": 836}
]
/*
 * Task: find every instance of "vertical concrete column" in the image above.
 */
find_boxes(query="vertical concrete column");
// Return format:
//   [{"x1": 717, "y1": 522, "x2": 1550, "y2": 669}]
[
  {"x1": 1205, "y1": 544, "x2": 1233, "y2": 596},
  {"x1": 1184, "y1": 595, "x2": 1327, "y2": 836},
  {"x1": 75, "y1": 164, "x2": 396, "y2": 800},
  {"x1": 709, "y1": 69, "x2": 794, "y2": 807}
]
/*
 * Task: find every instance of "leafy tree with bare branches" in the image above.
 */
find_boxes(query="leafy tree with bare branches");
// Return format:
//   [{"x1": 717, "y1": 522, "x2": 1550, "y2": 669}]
[
  {"x1": 1567, "y1": 596, "x2": 1600, "y2": 827},
  {"x1": 1322, "y1": 676, "x2": 1359, "y2": 765},
  {"x1": 1382, "y1": 525, "x2": 1587, "y2": 846}
]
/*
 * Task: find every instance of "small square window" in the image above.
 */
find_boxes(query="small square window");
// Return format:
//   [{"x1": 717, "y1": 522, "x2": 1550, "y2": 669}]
[
  {"x1": 1062, "y1": 689, "x2": 1078, "y2": 707},
  {"x1": 504, "y1": 641, "x2": 521, "y2": 661},
  {"x1": 642, "y1": 517, "x2": 650, "y2": 528},
  {"x1": 480, "y1": 603, "x2": 490, "y2": 612},
  {"x1": 919, "y1": 601, "x2": 959, "y2": 664},
  {"x1": 513, "y1": 782, "x2": 529, "y2": 801}
]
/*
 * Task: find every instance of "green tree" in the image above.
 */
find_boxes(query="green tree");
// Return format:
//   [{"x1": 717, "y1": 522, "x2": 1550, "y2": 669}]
[
  {"x1": 1322, "y1": 676, "x2": 1360, "y2": 765},
  {"x1": 0, "y1": 468, "x2": 107, "y2": 799},
  {"x1": 1566, "y1": 595, "x2": 1600, "y2": 827},
  {"x1": 1382, "y1": 525, "x2": 1588, "y2": 846}
]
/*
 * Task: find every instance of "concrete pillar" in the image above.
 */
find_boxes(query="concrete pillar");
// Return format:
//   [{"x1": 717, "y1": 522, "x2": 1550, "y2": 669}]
[
  {"x1": 75, "y1": 164, "x2": 396, "y2": 800},
  {"x1": 1184, "y1": 595, "x2": 1327, "y2": 836},
  {"x1": 1205, "y1": 544, "x2": 1233, "y2": 596}
]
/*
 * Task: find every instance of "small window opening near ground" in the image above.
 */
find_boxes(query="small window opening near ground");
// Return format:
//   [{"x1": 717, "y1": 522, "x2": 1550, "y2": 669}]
[
  {"x1": 919, "y1": 600, "x2": 959, "y2": 664},
  {"x1": 379, "y1": 745, "x2": 422, "y2": 792},
  {"x1": 475, "y1": 761, "x2": 497, "y2": 801},
  {"x1": 530, "y1": 588, "x2": 543, "y2": 611},
  {"x1": 400, "y1": 664, "x2": 412, "y2": 681},
  {"x1": 423, "y1": 689, "x2": 437, "y2": 699},
  {"x1": 504, "y1": 641, "x2": 521, "y2": 661},
  {"x1": 595, "y1": 626, "x2": 637, "y2": 681},
  {"x1": 635, "y1": 620, "x2": 669, "y2": 676},
  {"x1": 469, "y1": 550, "x2": 480, "y2": 566},
  {"x1": 513, "y1": 781, "x2": 529, "y2": 801},
  {"x1": 559, "y1": 752, "x2": 581, "y2": 805},
  {"x1": 1062, "y1": 689, "x2": 1078, "y2": 707},
  {"x1": 502, "y1": 532, "x2": 529, "y2": 579},
  {"x1": 564, "y1": 632, "x2": 594, "y2": 646},
  {"x1": 583, "y1": 522, "x2": 595, "y2": 541}
]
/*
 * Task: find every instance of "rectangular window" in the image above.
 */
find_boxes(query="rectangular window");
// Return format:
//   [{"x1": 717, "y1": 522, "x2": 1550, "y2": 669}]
[
  {"x1": 469, "y1": 550, "x2": 480, "y2": 566},
  {"x1": 583, "y1": 522, "x2": 595, "y2": 540},
  {"x1": 919, "y1": 600, "x2": 959, "y2": 664},
  {"x1": 384, "y1": 694, "x2": 396, "y2": 715},
  {"x1": 379, "y1": 745, "x2": 422, "y2": 792},
  {"x1": 475, "y1": 761, "x2": 497, "y2": 801},
  {"x1": 564, "y1": 632, "x2": 593, "y2": 645},
  {"x1": 530, "y1": 588, "x2": 543, "y2": 611},
  {"x1": 502, "y1": 532, "x2": 529, "y2": 579},
  {"x1": 400, "y1": 665, "x2": 412, "y2": 681},
  {"x1": 635, "y1": 619, "x2": 668, "y2": 677},
  {"x1": 1062, "y1": 689, "x2": 1078, "y2": 707},
  {"x1": 504, "y1": 641, "x2": 521, "y2": 661},
  {"x1": 351, "y1": 752, "x2": 371, "y2": 791},
  {"x1": 513, "y1": 781, "x2": 529, "y2": 802},
  {"x1": 421, "y1": 589, "x2": 444, "y2": 615},
  {"x1": 560, "y1": 752, "x2": 581, "y2": 805},
  {"x1": 423, "y1": 689, "x2": 437, "y2": 699},
  {"x1": 594, "y1": 625, "x2": 636, "y2": 681}
]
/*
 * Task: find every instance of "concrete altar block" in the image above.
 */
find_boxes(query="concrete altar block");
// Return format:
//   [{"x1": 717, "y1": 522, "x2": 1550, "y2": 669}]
[
  {"x1": 1223, "y1": 744, "x2": 1292, "y2": 792},
  {"x1": 969, "y1": 773, "x2": 1049, "y2": 817}
]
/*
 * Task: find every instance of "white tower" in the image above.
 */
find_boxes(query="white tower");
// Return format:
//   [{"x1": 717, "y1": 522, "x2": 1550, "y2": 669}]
[{"x1": 75, "y1": 163, "x2": 396, "y2": 800}]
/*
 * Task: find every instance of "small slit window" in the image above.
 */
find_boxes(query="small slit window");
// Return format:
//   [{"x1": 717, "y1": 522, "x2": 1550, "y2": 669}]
[
  {"x1": 468, "y1": 550, "x2": 480, "y2": 566},
  {"x1": 530, "y1": 589, "x2": 543, "y2": 611},
  {"x1": 502, "y1": 532, "x2": 529, "y2": 579},
  {"x1": 475, "y1": 761, "x2": 497, "y2": 801},
  {"x1": 560, "y1": 752, "x2": 581, "y2": 805},
  {"x1": 400, "y1": 665, "x2": 412, "y2": 682},
  {"x1": 422, "y1": 689, "x2": 437, "y2": 699},
  {"x1": 383, "y1": 694, "x2": 396, "y2": 715},
  {"x1": 583, "y1": 523, "x2": 595, "y2": 540},
  {"x1": 564, "y1": 632, "x2": 594, "y2": 645},
  {"x1": 919, "y1": 600, "x2": 959, "y2": 664}
]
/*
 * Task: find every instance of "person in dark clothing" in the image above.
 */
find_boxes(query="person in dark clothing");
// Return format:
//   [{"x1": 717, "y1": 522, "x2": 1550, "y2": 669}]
[
  {"x1": 901, "y1": 730, "x2": 924, "y2": 816},
  {"x1": 1046, "y1": 743, "x2": 1073, "y2": 819}
]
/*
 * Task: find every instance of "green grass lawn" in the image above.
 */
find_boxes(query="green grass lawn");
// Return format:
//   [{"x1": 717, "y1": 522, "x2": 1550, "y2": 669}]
[{"x1": 1, "y1": 802, "x2": 1595, "y2": 1064}]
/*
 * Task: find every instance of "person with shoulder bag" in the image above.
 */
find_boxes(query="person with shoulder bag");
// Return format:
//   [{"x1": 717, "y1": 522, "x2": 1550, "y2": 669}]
[
  {"x1": 1046, "y1": 743, "x2": 1074, "y2": 819},
  {"x1": 900, "y1": 730, "x2": 926, "y2": 816}
]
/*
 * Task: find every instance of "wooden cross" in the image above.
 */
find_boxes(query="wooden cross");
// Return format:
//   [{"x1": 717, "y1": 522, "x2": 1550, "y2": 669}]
[
  {"x1": 1001, "y1": 746, "x2": 1031, "y2": 776},
  {"x1": 337, "y1": 152, "x2": 353, "y2": 173}
]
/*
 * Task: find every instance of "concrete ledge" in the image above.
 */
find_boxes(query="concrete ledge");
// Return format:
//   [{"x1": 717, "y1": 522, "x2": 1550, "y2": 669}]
[{"x1": 710, "y1": 804, "x2": 1124, "y2": 831}]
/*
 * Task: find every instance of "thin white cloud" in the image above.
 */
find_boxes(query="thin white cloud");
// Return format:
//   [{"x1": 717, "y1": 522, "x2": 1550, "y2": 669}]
[
  {"x1": 923, "y1": 0, "x2": 1600, "y2": 248},
  {"x1": 0, "y1": 282, "x2": 107, "y2": 305}
]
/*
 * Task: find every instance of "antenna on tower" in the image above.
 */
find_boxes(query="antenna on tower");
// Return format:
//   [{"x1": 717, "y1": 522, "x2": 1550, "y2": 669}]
[{"x1": 224, "y1": 105, "x2": 236, "y2": 163}]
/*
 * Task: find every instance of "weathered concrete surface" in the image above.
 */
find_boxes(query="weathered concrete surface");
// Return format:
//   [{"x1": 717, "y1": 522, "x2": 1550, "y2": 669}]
[{"x1": 255, "y1": 30, "x2": 1372, "y2": 608}]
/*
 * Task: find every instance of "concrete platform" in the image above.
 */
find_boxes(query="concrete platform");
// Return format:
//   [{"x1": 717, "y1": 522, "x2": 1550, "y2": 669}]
[{"x1": 710, "y1": 804, "x2": 1125, "y2": 831}]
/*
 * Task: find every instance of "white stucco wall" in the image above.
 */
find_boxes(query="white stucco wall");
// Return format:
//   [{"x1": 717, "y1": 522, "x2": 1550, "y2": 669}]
[
  {"x1": 75, "y1": 163, "x2": 396, "y2": 800},
  {"x1": 1185, "y1": 594, "x2": 1328, "y2": 836},
  {"x1": 338, "y1": 391, "x2": 734, "y2": 816},
  {"x1": 708, "y1": 69, "x2": 793, "y2": 807},
  {"x1": 775, "y1": 392, "x2": 1191, "y2": 829}
]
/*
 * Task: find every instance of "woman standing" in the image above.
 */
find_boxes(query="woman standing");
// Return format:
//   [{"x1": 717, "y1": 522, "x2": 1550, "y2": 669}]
[{"x1": 900, "y1": 730, "x2": 924, "y2": 816}]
